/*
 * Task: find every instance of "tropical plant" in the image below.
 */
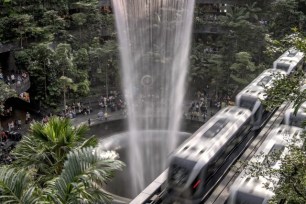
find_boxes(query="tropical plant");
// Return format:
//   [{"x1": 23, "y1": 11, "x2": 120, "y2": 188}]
[
  {"x1": 0, "y1": 148, "x2": 124, "y2": 204},
  {"x1": 89, "y1": 38, "x2": 119, "y2": 88},
  {"x1": 229, "y1": 52, "x2": 258, "y2": 89},
  {"x1": 206, "y1": 54, "x2": 224, "y2": 96},
  {"x1": 268, "y1": 0, "x2": 306, "y2": 38},
  {"x1": 0, "y1": 80, "x2": 17, "y2": 104},
  {"x1": 12, "y1": 117, "x2": 97, "y2": 184},
  {"x1": 0, "y1": 167, "x2": 43, "y2": 204},
  {"x1": 45, "y1": 147, "x2": 123, "y2": 204},
  {"x1": 1, "y1": 116, "x2": 124, "y2": 203}
]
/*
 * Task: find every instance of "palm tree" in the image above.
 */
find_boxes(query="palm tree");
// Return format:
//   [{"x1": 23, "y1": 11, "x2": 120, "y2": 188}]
[
  {"x1": 11, "y1": 117, "x2": 113, "y2": 187},
  {"x1": 0, "y1": 147, "x2": 124, "y2": 204},
  {"x1": 0, "y1": 167, "x2": 43, "y2": 204},
  {"x1": 45, "y1": 147, "x2": 123, "y2": 204}
]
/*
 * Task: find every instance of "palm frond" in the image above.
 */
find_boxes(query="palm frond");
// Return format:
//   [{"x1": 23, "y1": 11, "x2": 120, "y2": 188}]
[
  {"x1": 0, "y1": 167, "x2": 41, "y2": 204},
  {"x1": 45, "y1": 147, "x2": 124, "y2": 204}
]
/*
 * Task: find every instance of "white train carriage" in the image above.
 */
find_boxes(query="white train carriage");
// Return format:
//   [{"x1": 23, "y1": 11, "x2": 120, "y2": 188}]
[
  {"x1": 273, "y1": 48, "x2": 304, "y2": 75},
  {"x1": 167, "y1": 106, "x2": 252, "y2": 203},
  {"x1": 228, "y1": 125, "x2": 304, "y2": 204},
  {"x1": 284, "y1": 101, "x2": 306, "y2": 128},
  {"x1": 236, "y1": 69, "x2": 286, "y2": 130}
]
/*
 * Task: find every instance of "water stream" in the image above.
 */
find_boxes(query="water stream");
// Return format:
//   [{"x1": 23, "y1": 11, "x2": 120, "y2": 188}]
[{"x1": 112, "y1": 0, "x2": 195, "y2": 197}]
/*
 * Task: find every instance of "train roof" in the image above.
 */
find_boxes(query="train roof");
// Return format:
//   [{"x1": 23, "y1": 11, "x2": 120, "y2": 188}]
[
  {"x1": 172, "y1": 106, "x2": 252, "y2": 164},
  {"x1": 236, "y1": 69, "x2": 286, "y2": 103},
  {"x1": 275, "y1": 48, "x2": 304, "y2": 61},
  {"x1": 228, "y1": 125, "x2": 304, "y2": 204},
  {"x1": 273, "y1": 48, "x2": 304, "y2": 74}
]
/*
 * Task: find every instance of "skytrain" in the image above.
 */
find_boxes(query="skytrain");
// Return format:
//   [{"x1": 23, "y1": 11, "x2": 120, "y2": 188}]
[
  {"x1": 273, "y1": 47, "x2": 304, "y2": 75},
  {"x1": 235, "y1": 68, "x2": 286, "y2": 130},
  {"x1": 227, "y1": 83, "x2": 306, "y2": 204},
  {"x1": 166, "y1": 48, "x2": 305, "y2": 203},
  {"x1": 227, "y1": 125, "x2": 304, "y2": 204}
]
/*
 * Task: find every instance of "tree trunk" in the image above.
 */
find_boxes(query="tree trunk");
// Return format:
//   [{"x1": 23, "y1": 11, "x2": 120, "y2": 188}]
[{"x1": 63, "y1": 85, "x2": 66, "y2": 114}]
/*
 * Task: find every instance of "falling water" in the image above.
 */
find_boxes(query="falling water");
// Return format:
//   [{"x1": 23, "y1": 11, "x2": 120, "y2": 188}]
[{"x1": 112, "y1": 0, "x2": 195, "y2": 196}]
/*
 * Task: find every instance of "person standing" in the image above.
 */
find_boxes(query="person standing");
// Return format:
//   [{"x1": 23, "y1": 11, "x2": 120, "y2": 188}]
[
  {"x1": 26, "y1": 112, "x2": 31, "y2": 124},
  {"x1": 104, "y1": 112, "x2": 108, "y2": 121}
]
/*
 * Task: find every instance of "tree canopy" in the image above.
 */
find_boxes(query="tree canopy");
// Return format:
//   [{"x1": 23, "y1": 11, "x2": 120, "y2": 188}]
[{"x1": 0, "y1": 117, "x2": 124, "y2": 203}]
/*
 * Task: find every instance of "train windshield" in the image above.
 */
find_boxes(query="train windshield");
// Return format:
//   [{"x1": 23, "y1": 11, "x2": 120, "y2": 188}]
[
  {"x1": 239, "y1": 97, "x2": 256, "y2": 111},
  {"x1": 202, "y1": 118, "x2": 229, "y2": 138},
  {"x1": 168, "y1": 158, "x2": 196, "y2": 187},
  {"x1": 287, "y1": 50, "x2": 298, "y2": 57},
  {"x1": 257, "y1": 76, "x2": 272, "y2": 87},
  {"x1": 276, "y1": 63, "x2": 290, "y2": 72}
]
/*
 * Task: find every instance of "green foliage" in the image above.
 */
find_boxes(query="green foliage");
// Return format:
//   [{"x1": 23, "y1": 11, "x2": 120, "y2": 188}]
[
  {"x1": 12, "y1": 117, "x2": 97, "y2": 180},
  {"x1": 263, "y1": 70, "x2": 304, "y2": 111},
  {"x1": 22, "y1": 42, "x2": 93, "y2": 108},
  {"x1": 269, "y1": 0, "x2": 306, "y2": 38},
  {"x1": 219, "y1": 3, "x2": 266, "y2": 60},
  {"x1": 3, "y1": 116, "x2": 124, "y2": 203},
  {"x1": 270, "y1": 147, "x2": 306, "y2": 204},
  {"x1": 0, "y1": 0, "x2": 116, "y2": 108},
  {"x1": 247, "y1": 30, "x2": 306, "y2": 203},
  {"x1": 246, "y1": 133, "x2": 306, "y2": 204},
  {"x1": 229, "y1": 52, "x2": 258, "y2": 88},
  {"x1": 0, "y1": 80, "x2": 17, "y2": 104},
  {"x1": 0, "y1": 131, "x2": 123, "y2": 203},
  {"x1": 88, "y1": 39, "x2": 119, "y2": 87},
  {"x1": 45, "y1": 147, "x2": 124, "y2": 204},
  {"x1": 1, "y1": 116, "x2": 123, "y2": 202},
  {"x1": 0, "y1": 167, "x2": 42, "y2": 204}
]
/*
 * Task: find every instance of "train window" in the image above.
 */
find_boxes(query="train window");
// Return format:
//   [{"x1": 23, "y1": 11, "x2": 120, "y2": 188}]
[
  {"x1": 228, "y1": 107, "x2": 240, "y2": 114},
  {"x1": 287, "y1": 50, "x2": 298, "y2": 57},
  {"x1": 169, "y1": 165, "x2": 189, "y2": 186},
  {"x1": 239, "y1": 97, "x2": 256, "y2": 111},
  {"x1": 168, "y1": 158, "x2": 196, "y2": 187},
  {"x1": 202, "y1": 118, "x2": 229, "y2": 138},
  {"x1": 183, "y1": 146, "x2": 189, "y2": 151},
  {"x1": 263, "y1": 144, "x2": 285, "y2": 167},
  {"x1": 257, "y1": 76, "x2": 272, "y2": 87},
  {"x1": 276, "y1": 63, "x2": 290, "y2": 72},
  {"x1": 199, "y1": 149, "x2": 205, "y2": 154}
]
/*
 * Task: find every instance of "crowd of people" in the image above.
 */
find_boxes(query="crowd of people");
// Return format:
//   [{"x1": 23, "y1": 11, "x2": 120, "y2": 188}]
[
  {"x1": 0, "y1": 68, "x2": 29, "y2": 86},
  {"x1": 0, "y1": 106, "x2": 13, "y2": 117},
  {"x1": 0, "y1": 130, "x2": 22, "y2": 164},
  {"x1": 56, "y1": 91, "x2": 126, "y2": 123},
  {"x1": 186, "y1": 90, "x2": 234, "y2": 122}
]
